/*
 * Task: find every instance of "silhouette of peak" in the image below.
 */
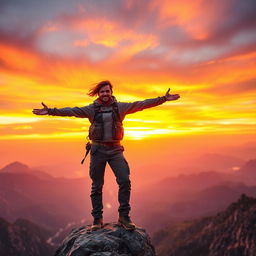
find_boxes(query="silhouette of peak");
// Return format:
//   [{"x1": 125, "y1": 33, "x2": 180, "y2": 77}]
[
  {"x1": 0, "y1": 161, "x2": 54, "y2": 180},
  {"x1": 54, "y1": 222, "x2": 155, "y2": 256},
  {"x1": 0, "y1": 217, "x2": 54, "y2": 256},
  {"x1": 240, "y1": 159, "x2": 256, "y2": 172},
  {"x1": 154, "y1": 194, "x2": 256, "y2": 256},
  {"x1": 1, "y1": 161, "x2": 30, "y2": 173},
  {"x1": 226, "y1": 193, "x2": 256, "y2": 214}
]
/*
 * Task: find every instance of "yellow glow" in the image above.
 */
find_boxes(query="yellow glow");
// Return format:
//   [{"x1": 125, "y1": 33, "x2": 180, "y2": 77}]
[
  {"x1": 0, "y1": 116, "x2": 42, "y2": 125},
  {"x1": 13, "y1": 125, "x2": 33, "y2": 130},
  {"x1": 0, "y1": 132, "x2": 86, "y2": 140},
  {"x1": 125, "y1": 118, "x2": 161, "y2": 123},
  {"x1": 125, "y1": 128, "x2": 173, "y2": 140}
]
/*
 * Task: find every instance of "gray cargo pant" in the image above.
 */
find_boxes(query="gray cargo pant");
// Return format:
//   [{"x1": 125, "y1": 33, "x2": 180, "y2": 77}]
[{"x1": 89, "y1": 144, "x2": 131, "y2": 219}]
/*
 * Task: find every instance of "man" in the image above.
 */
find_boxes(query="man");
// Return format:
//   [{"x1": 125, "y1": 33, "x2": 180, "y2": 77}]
[{"x1": 33, "y1": 80, "x2": 180, "y2": 231}]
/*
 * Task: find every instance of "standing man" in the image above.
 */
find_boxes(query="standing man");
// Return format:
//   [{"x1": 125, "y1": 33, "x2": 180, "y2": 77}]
[{"x1": 33, "y1": 80, "x2": 180, "y2": 231}]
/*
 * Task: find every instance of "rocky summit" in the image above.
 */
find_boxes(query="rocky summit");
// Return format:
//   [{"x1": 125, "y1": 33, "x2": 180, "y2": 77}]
[{"x1": 54, "y1": 222, "x2": 156, "y2": 256}]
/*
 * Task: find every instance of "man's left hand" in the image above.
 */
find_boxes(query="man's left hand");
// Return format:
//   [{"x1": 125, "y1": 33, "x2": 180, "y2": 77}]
[{"x1": 165, "y1": 88, "x2": 180, "y2": 101}]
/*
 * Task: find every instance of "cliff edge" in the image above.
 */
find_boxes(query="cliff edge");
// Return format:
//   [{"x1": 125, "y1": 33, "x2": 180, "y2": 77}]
[{"x1": 54, "y1": 222, "x2": 156, "y2": 256}]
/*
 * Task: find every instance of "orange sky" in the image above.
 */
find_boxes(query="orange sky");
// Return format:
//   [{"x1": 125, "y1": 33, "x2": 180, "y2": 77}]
[{"x1": 0, "y1": 0, "x2": 255, "y2": 179}]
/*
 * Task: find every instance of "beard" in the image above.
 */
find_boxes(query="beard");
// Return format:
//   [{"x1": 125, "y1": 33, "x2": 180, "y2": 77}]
[{"x1": 99, "y1": 95, "x2": 111, "y2": 103}]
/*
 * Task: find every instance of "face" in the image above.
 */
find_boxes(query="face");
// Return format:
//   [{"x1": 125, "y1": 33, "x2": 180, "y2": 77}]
[{"x1": 98, "y1": 85, "x2": 112, "y2": 102}]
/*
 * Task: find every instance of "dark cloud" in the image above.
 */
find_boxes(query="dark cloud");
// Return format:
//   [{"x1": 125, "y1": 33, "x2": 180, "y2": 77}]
[
  {"x1": 0, "y1": 0, "x2": 80, "y2": 39},
  {"x1": 1, "y1": 0, "x2": 256, "y2": 68},
  {"x1": 200, "y1": 0, "x2": 256, "y2": 46},
  {"x1": 75, "y1": 0, "x2": 157, "y2": 30},
  {"x1": 194, "y1": 0, "x2": 256, "y2": 46},
  {"x1": 144, "y1": 0, "x2": 256, "y2": 66},
  {"x1": 0, "y1": 29, "x2": 37, "y2": 49},
  {"x1": 200, "y1": 78, "x2": 256, "y2": 95},
  {"x1": 114, "y1": 0, "x2": 256, "y2": 67}
]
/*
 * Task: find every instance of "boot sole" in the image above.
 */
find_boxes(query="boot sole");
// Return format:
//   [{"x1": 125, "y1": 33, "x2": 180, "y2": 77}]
[
  {"x1": 91, "y1": 224, "x2": 103, "y2": 231},
  {"x1": 118, "y1": 221, "x2": 136, "y2": 231}
]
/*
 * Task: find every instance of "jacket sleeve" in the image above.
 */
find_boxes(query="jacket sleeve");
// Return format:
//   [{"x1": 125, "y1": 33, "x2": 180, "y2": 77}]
[
  {"x1": 119, "y1": 96, "x2": 167, "y2": 115},
  {"x1": 47, "y1": 105, "x2": 93, "y2": 118}
]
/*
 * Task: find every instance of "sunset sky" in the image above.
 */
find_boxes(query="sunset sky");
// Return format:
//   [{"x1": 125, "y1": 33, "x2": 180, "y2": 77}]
[{"x1": 0, "y1": 0, "x2": 255, "y2": 179}]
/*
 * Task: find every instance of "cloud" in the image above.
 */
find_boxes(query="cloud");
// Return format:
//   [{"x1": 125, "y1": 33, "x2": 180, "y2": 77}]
[
  {"x1": 35, "y1": 13, "x2": 160, "y2": 63},
  {"x1": 200, "y1": 78, "x2": 256, "y2": 95},
  {"x1": 1, "y1": 0, "x2": 256, "y2": 68}
]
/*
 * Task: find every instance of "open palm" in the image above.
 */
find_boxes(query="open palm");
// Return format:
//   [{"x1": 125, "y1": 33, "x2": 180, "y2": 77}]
[
  {"x1": 165, "y1": 88, "x2": 180, "y2": 101},
  {"x1": 32, "y1": 102, "x2": 49, "y2": 115}
]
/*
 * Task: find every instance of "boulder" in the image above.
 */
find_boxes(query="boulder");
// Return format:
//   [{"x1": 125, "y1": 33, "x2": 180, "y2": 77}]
[{"x1": 54, "y1": 222, "x2": 155, "y2": 256}]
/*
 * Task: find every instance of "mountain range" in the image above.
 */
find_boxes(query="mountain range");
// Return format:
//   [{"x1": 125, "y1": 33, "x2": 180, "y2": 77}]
[
  {"x1": 0, "y1": 217, "x2": 54, "y2": 256},
  {"x1": 0, "y1": 161, "x2": 92, "y2": 231},
  {"x1": 1, "y1": 194, "x2": 256, "y2": 256},
  {"x1": 0, "y1": 158, "x2": 255, "y2": 255},
  {"x1": 153, "y1": 194, "x2": 256, "y2": 256},
  {"x1": 0, "y1": 159, "x2": 255, "y2": 236},
  {"x1": 132, "y1": 159, "x2": 256, "y2": 233}
]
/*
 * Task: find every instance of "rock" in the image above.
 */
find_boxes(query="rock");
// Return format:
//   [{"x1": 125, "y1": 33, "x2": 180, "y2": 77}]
[{"x1": 54, "y1": 222, "x2": 156, "y2": 256}]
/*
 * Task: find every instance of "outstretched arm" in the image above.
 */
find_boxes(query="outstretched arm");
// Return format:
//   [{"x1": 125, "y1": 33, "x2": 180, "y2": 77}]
[
  {"x1": 119, "y1": 88, "x2": 180, "y2": 115},
  {"x1": 32, "y1": 102, "x2": 93, "y2": 118}
]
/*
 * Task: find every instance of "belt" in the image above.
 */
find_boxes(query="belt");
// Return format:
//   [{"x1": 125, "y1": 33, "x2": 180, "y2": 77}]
[{"x1": 92, "y1": 141, "x2": 121, "y2": 146}]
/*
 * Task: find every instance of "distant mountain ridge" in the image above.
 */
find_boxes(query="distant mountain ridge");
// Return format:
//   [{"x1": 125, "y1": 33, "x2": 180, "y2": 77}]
[
  {"x1": 0, "y1": 162, "x2": 92, "y2": 231},
  {"x1": 235, "y1": 159, "x2": 256, "y2": 185},
  {"x1": 1, "y1": 161, "x2": 30, "y2": 173},
  {"x1": 0, "y1": 217, "x2": 54, "y2": 256},
  {"x1": 153, "y1": 194, "x2": 256, "y2": 256},
  {"x1": 190, "y1": 153, "x2": 244, "y2": 172},
  {"x1": 133, "y1": 158, "x2": 256, "y2": 233},
  {"x1": 1, "y1": 159, "x2": 255, "y2": 236},
  {"x1": 0, "y1": 161, "x2": 54, "y2": 180}
]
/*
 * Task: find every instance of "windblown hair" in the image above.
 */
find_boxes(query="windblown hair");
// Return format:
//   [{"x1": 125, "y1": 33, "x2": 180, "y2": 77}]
[{"x1": 88, "y1": 80, "x2": 113, "y2": 97}]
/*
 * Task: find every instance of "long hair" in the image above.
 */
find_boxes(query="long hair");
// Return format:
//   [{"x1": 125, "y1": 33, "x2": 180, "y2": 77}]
[{"x1": 88, "y1": 80, "x2": 113, "y2": 97}]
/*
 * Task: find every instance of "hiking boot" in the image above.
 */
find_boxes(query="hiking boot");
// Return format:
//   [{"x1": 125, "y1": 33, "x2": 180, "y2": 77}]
[
  {"x1": 118, "y1": 216, "x2": 136, "y2": 231},
  {"x1": 91, "y1": 217, "x2": 103, "y2": 231}
]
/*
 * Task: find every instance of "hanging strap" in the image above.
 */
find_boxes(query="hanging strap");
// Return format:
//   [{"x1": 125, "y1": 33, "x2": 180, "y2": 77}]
[{"x1": 81, "y1": 141, "x2": 91, "y2": 164}]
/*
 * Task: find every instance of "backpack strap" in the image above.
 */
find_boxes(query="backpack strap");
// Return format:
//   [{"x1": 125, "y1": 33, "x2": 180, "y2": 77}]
[
  {"x1": 112, "y1": 102, "x2": 121, "y2": 122},
  {"x1": 93, "y1": 101, "x2": 121, "y2": 122},
  {"x1": 81, "y1": 103, "x2": 101, "y2": 164},
  {"x1": 92, "y1": 102, "x2": 102, "y2": 122}
]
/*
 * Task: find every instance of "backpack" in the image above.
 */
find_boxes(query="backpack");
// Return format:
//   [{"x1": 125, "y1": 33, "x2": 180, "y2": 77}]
[{"x1": 81, "y1": 102, "x2": 122, "y2": 164}]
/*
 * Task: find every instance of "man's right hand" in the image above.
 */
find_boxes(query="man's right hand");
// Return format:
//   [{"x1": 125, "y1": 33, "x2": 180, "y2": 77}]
[{"x1": 32, "y1": 102, "x2": 49, "y2": 115}]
